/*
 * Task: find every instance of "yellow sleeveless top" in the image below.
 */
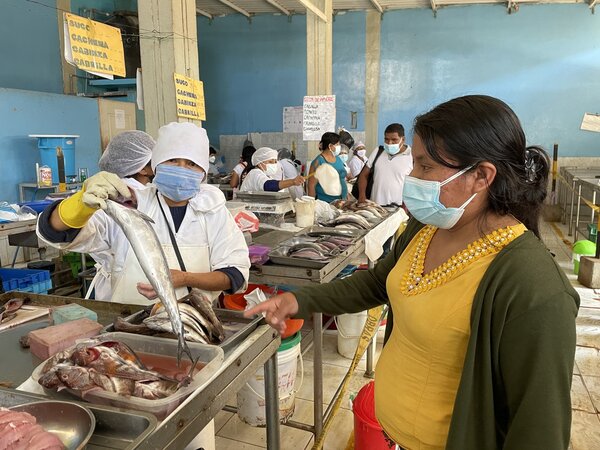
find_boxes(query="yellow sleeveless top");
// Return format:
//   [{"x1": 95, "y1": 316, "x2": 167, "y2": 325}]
[{"x1": 375, "y1": 224, "x2": 526, "y2": 450}]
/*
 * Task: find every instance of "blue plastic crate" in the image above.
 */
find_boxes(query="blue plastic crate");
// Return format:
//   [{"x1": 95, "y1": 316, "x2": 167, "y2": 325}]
[
  {"x1": 19, "y1": 200, "x2": 55, "y2": 214},
  {"x1": 0, "y1": 268, "x2": 52, "y2": 294}
]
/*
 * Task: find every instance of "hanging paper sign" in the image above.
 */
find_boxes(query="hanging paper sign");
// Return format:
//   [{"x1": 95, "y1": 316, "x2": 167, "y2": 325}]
[
  {"x1": 283, "y1": 106, "x2": 303, "y2": 133},
  {"x1": 174, "y1": 73, "x2": 206, "y2": 121},
  {"x1": 303, "y1": 95, "x2": 336, "y2": 141},
  {"x1": 63, "y1": 12, "x2": 125, "y2": 79}
]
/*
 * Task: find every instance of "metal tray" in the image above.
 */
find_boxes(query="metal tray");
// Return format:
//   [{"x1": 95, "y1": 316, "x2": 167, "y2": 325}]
[
  {"x1": 235, "y1": 191, "x2": 291, "y2": 202},
  {"x1": 0, "y1": 387, "x2": 157, "y2": 450},
  {"x1": 298, "y1": 226, "x2": 367, "y2": 239},
  {"x1": 268, "y1": 247, "x2": 329, "y2": 269},
  {"x1": 267, "y1": 228, "x2": 365, "y2": 269},
  {"x1": 102, "y1": 308, "x2": 262, "y2": 356}
]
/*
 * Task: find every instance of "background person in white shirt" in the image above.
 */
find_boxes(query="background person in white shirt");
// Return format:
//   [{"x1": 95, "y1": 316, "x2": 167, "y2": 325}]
[
  {"x1": 348, "y1": 141, "x2": 367, "y2": 179},
  {"x1": 357, "y1": 123, "x2": 413, "y2": 206}
]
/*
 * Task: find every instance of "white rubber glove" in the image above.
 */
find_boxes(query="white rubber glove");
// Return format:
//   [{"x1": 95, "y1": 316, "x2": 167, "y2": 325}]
[{"x1": 82, "y1": 171, "x2": 131, "y2": 210}]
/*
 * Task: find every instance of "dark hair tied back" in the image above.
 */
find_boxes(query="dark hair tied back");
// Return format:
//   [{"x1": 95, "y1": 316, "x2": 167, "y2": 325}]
[{"x1": 414, "y1": 95, "x2": 550, "y2": 238}]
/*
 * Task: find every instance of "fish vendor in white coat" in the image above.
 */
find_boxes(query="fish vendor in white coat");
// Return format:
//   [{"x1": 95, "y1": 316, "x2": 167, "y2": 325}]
[
  {"x1": 239, "y1": 146, "x2": 304, "y2": 193},
  {"x1": 37, "y1": 122, "x2": 250, "y2": 305}
]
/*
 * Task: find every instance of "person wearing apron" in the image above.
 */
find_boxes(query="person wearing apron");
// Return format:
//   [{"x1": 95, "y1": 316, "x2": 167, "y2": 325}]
[
  {"x1": 37, "y1": 122, "x2": 250, "y2": 450},
  {"x1": 38, "y1": 121, "x2": 250, "y2": 304}
]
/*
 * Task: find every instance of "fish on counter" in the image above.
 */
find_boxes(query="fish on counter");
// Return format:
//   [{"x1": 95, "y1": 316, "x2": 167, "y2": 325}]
[
  {"x1": 322, "y1": 213, "x2": 372, "y2": 230},
  {"x1": 0, "y1": 297, "x2": 28, "y2": 324},
  {"x1": 113, "y1": 289, "x2": 225, "y2": 345},
  {"x1": 331, "y1": 199, "x2": 390, "y2": 218},
  {"x1": 103, "y1": 199, "x2": 192, "y2": 366},
  {"x1": 38, "y1": 339, "x2": 190, "y2": 400},
  {"x1": 281, "y1": 235, "x2": 355, "y2": 262},
  {"x1": 0, "y1": 407, "x2": 64, "y2": 450}
]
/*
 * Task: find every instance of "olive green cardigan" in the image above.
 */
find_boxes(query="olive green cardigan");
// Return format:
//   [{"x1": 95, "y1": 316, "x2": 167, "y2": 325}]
[{"x1": 295, "y1": 219, "x2": 579, "y2": 450}]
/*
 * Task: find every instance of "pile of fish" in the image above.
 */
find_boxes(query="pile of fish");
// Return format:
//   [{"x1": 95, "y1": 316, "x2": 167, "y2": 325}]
[
  {"x1": 38, "y1": 339, "x2": 187, "y2": 400},
  {"x1": 104, "y1": 200, "x2": 193, "y2": 365},
  {"x1": 284, "y1": 235, "x2": 354, "y2": 261},
  {"x1": 324, "y1": 200, "x2": 390, "y2": 229},
  {"x1": 113, "y1": 289, "x2": 225, "y2": 345},
  {"x1": 0, "y1": 407, "x2": 64, "y2": 449}
]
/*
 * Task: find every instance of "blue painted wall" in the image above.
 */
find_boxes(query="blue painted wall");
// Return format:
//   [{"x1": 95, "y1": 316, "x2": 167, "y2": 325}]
[
  {"x1": 333, "y1": 12, "x2": 366, "y2": 133},
  {"x1": 197, "y1": 14, "x2": 307, "y2": 144},
  {"x1": 0, "y1": 0, "x2": 63, "y2": 94},
  {"x1": 379, "y1": 4, "x2": 600, "y2": 156},
  {"x1": 198, "y1": 5, "x2": 600, "y2": 157},
  {"x1": 0, "y1": 88, "x2": 101, "y2": 203}
]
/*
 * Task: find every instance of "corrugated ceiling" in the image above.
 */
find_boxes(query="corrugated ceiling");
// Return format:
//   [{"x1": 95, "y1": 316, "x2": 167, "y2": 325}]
[{"x1": 196, "y1": 0, "x2": 594, "y2": 18}]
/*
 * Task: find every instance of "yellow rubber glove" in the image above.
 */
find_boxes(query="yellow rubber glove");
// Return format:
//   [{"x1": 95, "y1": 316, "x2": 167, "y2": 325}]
[{"x1": 58, "y1": 171, "x2": 131, "y2": 228}]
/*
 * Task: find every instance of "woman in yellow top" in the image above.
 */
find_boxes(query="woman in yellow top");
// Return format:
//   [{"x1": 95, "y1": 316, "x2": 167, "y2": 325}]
[{"x1": 247, "y1": 95, "x2": 579, "y2": 450}]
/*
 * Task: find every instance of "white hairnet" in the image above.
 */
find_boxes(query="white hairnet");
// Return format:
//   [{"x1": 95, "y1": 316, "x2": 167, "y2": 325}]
[
  {"x1": 99, "y1": 131, "x2": 155, "y2": 178},
  {"x1": 252, "y1": 147, "x2": 278, "y2": 166},
  {"x1": 152, "y1": 122, "x2": 210, "y2": 173},
  {"x1": 353, "y1": 141, "x2": 366, "y2": 151}
]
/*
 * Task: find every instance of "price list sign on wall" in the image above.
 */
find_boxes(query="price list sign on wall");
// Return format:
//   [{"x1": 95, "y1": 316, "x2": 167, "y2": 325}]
[
  {"x1": 63, "y1": 12, "x2": 125, "y2": 79},
  {"x1": 302, "y1": 95, "x2": 336, "y2": 141},
  {"x1": 173, "y1": 73, "x2": 206, "y2": 121}
]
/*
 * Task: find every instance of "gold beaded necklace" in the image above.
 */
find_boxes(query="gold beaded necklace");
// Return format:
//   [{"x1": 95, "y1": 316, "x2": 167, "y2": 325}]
[{"x1": 400, "y1": 224, "x2": 520, "y2": 296}]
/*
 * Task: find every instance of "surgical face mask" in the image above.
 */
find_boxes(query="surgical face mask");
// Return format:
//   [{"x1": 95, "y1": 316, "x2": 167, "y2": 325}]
[
  {"x1": 332, "y1": 145, "x2": 341, "y2": 156},
  {"x1": 384, "y1": 143, "x2": 401, "y2": 155},
  {"x1": 403, "y1": 165, "x2": 476, "y2": 229},
  {"x1": 154, "y1": 164, "x2": 204, "y2": 202},
  {"x1": 264, "y1": 163, "x2": 279, "y2": 177},
  {"x1": 209, "y1": 155, "x2": 216, "y2": 164},
  {"x1": 356, "y1": 149, "x2": 367, "y2": 158},
  {"x1": 339, "y1": 154, "x2": 349, "y2": 163}
]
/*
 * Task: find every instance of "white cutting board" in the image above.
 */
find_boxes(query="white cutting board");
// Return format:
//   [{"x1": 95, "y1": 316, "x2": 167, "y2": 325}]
[{"x1": 0, "y1": 306, "x2": 49, "y2": 332}]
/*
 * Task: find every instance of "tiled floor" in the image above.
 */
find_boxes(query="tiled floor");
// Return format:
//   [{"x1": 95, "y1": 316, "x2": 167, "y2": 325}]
[{"x1": 214, "y1": 220, "x2": 600, "y2": 449}]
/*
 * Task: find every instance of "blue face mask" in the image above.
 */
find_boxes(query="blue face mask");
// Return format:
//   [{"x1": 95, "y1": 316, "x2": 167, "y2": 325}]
[
  {"x1": 153, "y1": 164, "x2": 204, "y2": 202},
  {"x1": 339, "y1": 154, "x2": 349, "y2": 163},
  {"x1": 384, "y1": 143, "x2": 401, "y2": 155},
  {"x1": 403, "y1": 165, "x2": 476, "y2": 229}
]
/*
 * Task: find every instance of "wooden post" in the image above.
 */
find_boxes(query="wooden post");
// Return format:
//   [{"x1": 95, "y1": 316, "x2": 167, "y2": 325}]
[
  {"x1": 138, "y1": 0, "x2": 201, "y2": 136},
  {"x1": 306, "y1": 0, "x2": 333, "y2": 161}
]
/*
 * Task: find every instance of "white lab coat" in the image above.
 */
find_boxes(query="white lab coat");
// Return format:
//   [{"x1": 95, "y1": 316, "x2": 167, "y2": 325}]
[
  {"x1": 347, "y1": 155, "x2": 366, "y2": 178},
  {"x1": 37, "y1": 184, "x2": 250, "y2": 303},
  {"x1": 279, "y1": 159, "x2": 303, "y2": 199},
  {"x1": 239, "y1": 168, "x2": 274, "y2": 192}
]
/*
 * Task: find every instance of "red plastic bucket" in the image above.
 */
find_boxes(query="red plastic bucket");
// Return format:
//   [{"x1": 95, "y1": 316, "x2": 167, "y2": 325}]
[{"x1": 353, "y1": 381, "x2": 393, "y2": 450}]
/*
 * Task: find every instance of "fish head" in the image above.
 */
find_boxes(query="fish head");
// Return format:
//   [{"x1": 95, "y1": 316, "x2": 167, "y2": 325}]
[
  {"x1": 57, "y1": 366, "x2": 93, "y2": 390},
  {"x1": 38, "y1": 366, "x2": 63, "y2": 389},
  {"x1": 71, "y1": 346, "x2": 100, "y2": 366}
]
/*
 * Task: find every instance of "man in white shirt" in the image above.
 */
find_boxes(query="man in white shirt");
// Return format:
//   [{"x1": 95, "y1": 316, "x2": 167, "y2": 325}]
[{"x1": 357, "y1": 123, "x2": 413, "y2": 206}]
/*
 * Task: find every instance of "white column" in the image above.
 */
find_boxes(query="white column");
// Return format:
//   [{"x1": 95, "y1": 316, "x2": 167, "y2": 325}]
[
  {"x1": 306, "y1": 0, "x2": 333, "y2": 160},
  {"x1": 365, "y1": 11, "x2": 381, "y2": 152},
  {"x1": 138, "y1": 0, "x2": 200, "y2": 136}
]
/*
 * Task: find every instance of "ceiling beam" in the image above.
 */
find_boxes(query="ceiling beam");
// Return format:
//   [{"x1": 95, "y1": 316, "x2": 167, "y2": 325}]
[
  {"x1": 297, "y1": 0, "x2": 328, "y2": 22},
  {"x1": 265, "y1": 0, "x2": 291, "y2": 15},
  {"x1": 216, "y1": 0, "x2": 251, "y2": 17},
  {"x1": 369, "y1": 0, "x2": 384, "y2": 13},
  {"x1": 430, "y1": 0, "x2": 437, "y2": 16},
  {"x1": 196, "y1": 7, "x2": 213, "y2": 19}
]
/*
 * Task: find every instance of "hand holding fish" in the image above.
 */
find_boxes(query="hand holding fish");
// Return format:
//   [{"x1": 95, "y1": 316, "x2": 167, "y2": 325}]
[
  {"x1": 243, "y1": 292, "x2": 299, "y2": 335},
  {"x1": 137, "y1": 269, "x2": 188, "y2": 299},
  {"x1": 82, "y1": 171, "x2": 131, "y2": 210}
]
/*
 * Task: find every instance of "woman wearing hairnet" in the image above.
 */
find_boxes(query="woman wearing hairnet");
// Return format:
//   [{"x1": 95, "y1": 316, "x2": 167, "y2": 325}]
[
  {"x1": 37, "y1": 122, "x2": 250, "y2": 305},
  {"x1": 239, "y1": 146, "x2": 304, "y2": 193},
  {"x1": 348, "y1": 141, "x2": 368, "y2": 179},
  {"x1": 98, "y1": 130, "x2": 155, "y2": 189}
]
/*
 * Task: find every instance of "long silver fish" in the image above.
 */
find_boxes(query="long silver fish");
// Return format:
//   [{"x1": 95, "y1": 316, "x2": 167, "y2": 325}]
[
  {"x1": 185, "y1": 289, "x2": 225, "y2": 342},
  {"x1": 104, "y1": 199, "x2": 193, "y2": 366}
]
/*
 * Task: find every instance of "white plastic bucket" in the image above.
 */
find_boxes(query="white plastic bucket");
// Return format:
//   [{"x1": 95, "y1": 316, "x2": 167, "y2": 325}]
[
  {"x1": 336, "y1": 311, "x2": 368, "y2": 359},
  {"x1": 295, "y1": 198, "x2": 316, "y2": 228},
  {"x1": 237, "y1": 332, "x2": 304, "y2": 426}
]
